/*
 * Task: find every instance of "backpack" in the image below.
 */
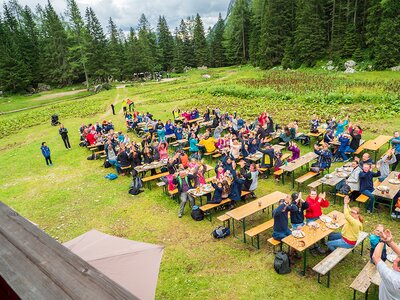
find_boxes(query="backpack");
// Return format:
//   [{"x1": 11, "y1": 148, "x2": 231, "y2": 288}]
[
  {"x1": 274, "y1": 251, "x2": 291, "y2": 275},
  {"x1": 191, "y1": 205, "x2": 204, "y2": 221},
  {"x1": 129, "y1": 176, "x2": 143, "y2": 195},
  {"x1": 212, "y1": 226, "x2": 230, "y2": 239},
  {"x1": 104, "y1": 173, "x2": 118, "y2": 180},
  {"x1": 339, "y1": 183, "x2": 351, "y2": 195},
  {"x1": 104, "y1": 160, "x2": 111, "y2": 168}
]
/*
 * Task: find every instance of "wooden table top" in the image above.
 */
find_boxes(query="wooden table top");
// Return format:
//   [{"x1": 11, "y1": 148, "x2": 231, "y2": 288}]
[
  {"x1": 280, "y1": 152, "x2": 319, "y2": 172},
  {"x1": 363, "y1": 135, "x2": 392, "y2": 151},
  {"x1": 308, "y1": 129, "x2": 326, "y2": 137},
  {"x1": 188, "y1": 117, "x2": 204, "y2": 123},
  {"x1": 226, "y1": 191, "x2": 287, "y2": 221},
  {"x1": 317, "y1": 163, "x2": 353, "y2": 186},
  {"x1": 246, "y1": 146, "x2": 285, "y2": 162},
  {"x1": 372, "y1": 171, "x2": 400, "y2": 199},
  {"x1": 370, "y1": 244, "x2": 399, "y2": 286},
  {"x1": 134, "y1": 160, "x2": 167, "y2": 172},
  {"x1": 282, "y1": 210, "x2": 345, "y2": 252}
]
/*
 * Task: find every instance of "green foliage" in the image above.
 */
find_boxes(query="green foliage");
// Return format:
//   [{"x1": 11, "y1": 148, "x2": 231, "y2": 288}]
[{"x1": 193, "y1": 14, "x2": 208, "y2": 67}]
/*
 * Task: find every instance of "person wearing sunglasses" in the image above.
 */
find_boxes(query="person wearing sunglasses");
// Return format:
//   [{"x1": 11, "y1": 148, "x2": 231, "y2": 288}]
[{"x1": 326, "y1": 196, "x2": 363, "y2": 252}]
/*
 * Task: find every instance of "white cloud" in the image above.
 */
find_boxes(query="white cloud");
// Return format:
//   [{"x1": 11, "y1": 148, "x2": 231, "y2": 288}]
[{"x1": 4, "y1": 0, "x2": 230, "y2": 32}]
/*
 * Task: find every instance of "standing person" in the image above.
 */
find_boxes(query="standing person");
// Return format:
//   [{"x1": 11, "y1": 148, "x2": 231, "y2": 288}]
[
  {"x1": 372, "y1": 229, "x2": 400, "y2": 299},
  {"x1": 326, "y1": 196, "x2": 363, "y2": 252},
  {"x1": 173, "y1": 170, "x2": 195, "y2": 218},
  {"x1": 359, "y1": 163, "x2": 381, "y2": 213},
  {"x1": 305, "y1": 190, "x2": 329, "y2": 255},
  {"x1": 59, "y1": 124, "x2": 71, "y2": 149},
  {"x1": 41, "y1": 142, "x2": 52, "y2": 166},
  {"x1": 391, "y1": 131, "x2": 400, "y2": 171},
  {"x1": 111, "y1": 103, "x2": 115, "y2": 115},
  {"x1": 122, "y1": 99, "x2": 127, "y2": 115}
]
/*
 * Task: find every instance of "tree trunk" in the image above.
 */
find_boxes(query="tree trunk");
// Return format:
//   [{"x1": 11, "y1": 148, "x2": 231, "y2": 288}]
[{"x1": 353, "y1": 0, "x2": 358, "y2": 26}]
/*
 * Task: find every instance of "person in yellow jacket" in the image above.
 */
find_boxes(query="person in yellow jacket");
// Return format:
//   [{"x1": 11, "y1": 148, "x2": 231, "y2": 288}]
[
  {"x1": 198, "y1": 134, "x2": 217, "y2": 153},
  {"x1": 326, "y1": 195, "x2": 363, "y2": 251},
  {"x1": 122, "y1": 99, "x2": 127, "y2": 114}
]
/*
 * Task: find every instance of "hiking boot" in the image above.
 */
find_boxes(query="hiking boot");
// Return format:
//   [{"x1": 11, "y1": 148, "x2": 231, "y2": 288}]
[
  {"x1": 309, "y1": 248, "x2": 317, "y2": 258},
  {"x1": 178, "y1": 214, "x2": 182, "y2": 218},
  {"x1": 316, "y1": 246, "x2": 326, "y2": 254}
]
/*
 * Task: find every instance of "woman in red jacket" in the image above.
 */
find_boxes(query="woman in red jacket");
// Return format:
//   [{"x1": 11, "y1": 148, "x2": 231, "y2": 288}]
[
  {"x1": 305, "y1": 190, "x2": 330, "y2": 256},
  {"x1": 305, "y1": 190, "x2": 329, "y2": 223}
]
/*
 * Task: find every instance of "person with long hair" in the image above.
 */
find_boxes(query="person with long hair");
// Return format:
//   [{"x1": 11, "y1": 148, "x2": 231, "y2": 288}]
[{"x1": 326, "y1": 195, "x2": 363, "y2": 252}]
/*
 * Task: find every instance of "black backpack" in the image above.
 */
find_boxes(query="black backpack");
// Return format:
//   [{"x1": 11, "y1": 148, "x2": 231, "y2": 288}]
[
  {"x1": 274, "y1": 251, "x2": 291, "y2": 275},
  {"x1": 129, "y1": 176, "x2": 143, "y2": 196},
  {"x1": 212, "y1": 226, "x2": 230, "y2": 239},
  {"x1": 191, "y1": 206, "x2": 204, "y2": 221},
  {"x1": 104, "y1": 160, "x2": 111, "y2": 168},
  {"x1": 339, "y1": 183, "x2": 351, "y2": 195}
]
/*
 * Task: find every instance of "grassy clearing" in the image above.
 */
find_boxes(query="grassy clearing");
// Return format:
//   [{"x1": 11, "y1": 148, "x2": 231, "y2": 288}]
[{"x1": 0, "y1": 67, "x2": 399, "y2": 299}]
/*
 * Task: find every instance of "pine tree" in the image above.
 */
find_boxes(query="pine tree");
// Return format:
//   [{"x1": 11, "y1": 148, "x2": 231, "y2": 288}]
[
  {"x1": 173, "y1": 27, "x2": 185, "y2": 72},
  {"x1": 177, "y1": 19, "x2": 195, "y2": 67},
  {"x1": 157, "y1": 16, "x2": 174, "y2": 71},
  {"x1": 248, "y1": 0, "x2": 265, "y2": 65},
  {"x1": 136, "y1": 14, "x2": 156, "y2": 72},
  {"x1": 66, "y1": 0, "x2": 89, "y2": 88},
  {"x1": 85, "y1": 7, "x2": 108, "y2": 82},
  {"x1": 224, "y1": 0, "x2": 251, "y2": 64},
  {"x1": 193, "y1": 13, "x2": 208, "y2": 67},
  {"x1": 209, "y1": 13, "x2": 226, "y2": 67},
  {"x1": 341, "y1": 23, "x2": 358, "y2": 58},
  {"x1": 293, "y1": 0, "x2": 326, "y2": 67},
  {"x1": 365, "y1": 0, "x2": 382, "y2": 60},
  {"x1": 107, "y1": 17, "x2": 124, "y2": 80},
  {"x1": 375, "y1": 0, "x2": 400, "y2": 68}
]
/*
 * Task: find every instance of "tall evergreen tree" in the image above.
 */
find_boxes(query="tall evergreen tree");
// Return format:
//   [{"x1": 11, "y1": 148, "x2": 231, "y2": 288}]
[
  {"x1": 224, "y1": 0, "x2": 251, "y2": 64},
  {"x1": 156, "y1": 16, "x2": 174, "y2": 71},
  {"x1": 136, "y1": 14, "x2": 156, "y2": 72},
  {"x1": 107, "y1": 17, "x2": 124, "y2": 80},
  {"x1": 209, "y1": 13, "x2": 226, "y2": 67},
  {"x1": 173, "y1": 26, "x2": 185, "y2": 72},
  {"x1": 192, "y1": 13, "x2": 208, "y2": 67}
]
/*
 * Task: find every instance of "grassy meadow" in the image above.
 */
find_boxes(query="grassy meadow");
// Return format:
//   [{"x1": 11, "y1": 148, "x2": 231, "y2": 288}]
[{"x1": 0, "y1": 66, "x2": 399, "y2": 299}]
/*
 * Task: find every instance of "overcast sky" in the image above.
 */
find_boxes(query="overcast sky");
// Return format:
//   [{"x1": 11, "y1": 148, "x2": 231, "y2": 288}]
[{"x1": 6, "y1": 0, "x2": 230, "y2": 32}]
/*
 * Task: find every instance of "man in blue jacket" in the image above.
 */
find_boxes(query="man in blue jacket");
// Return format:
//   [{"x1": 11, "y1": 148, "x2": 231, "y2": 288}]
[
  {"x1": 272, "y1": 195, "x2": 292, "y2": 241},
  {"x1": 391, "y1": 131, "x2": 400, "y2": 171},
  {"x1": 41, "y1": 142, "x2": 52, "y2": 166},
  {"x1": 359, "y1": 163, "x2": 381, "y2": 213}
]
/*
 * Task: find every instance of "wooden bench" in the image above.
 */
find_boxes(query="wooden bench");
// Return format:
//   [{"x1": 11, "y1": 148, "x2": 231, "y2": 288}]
[
  {"x1": 245, "y1": 219, "x2": 274, "y2": 249},
  {"x1": 333, "y1": 192, "x2": 352, "y2": 204},
  {"x1": 356, "y1": 194, "x2": 369, "y2": 206},
  {"x1": 295, "y1": 172, "x2": 319, "y2": 190},
  {"x1": 217, "y1": 214, "x2": 231, "y2": 228},
  {"x1": 212, "y1": 153, "x2": 222, "y2": 159},
  {"x1": 142, "y1": 172, "x2": 169, "y2": 189},
  {"x1": 120, "y1": 165, "x2": 132, "y2": 175},
  {"x1": 267, "y1": 237, "x2": 282, "y2": 253},
  {"x1": 313, "y1": 231, "x2": 368, "y2": 287},
  {"x1": 182, "y1": 146, "x2": 190, "y2": 151},
  {"x1": 203, "y1": 150, "x2": 218, "y2": 156},
  {"x1": 281, "y1": 153, "x2": 291, "y2": 161},
  {"x1": 350, "y1": 261, "x2": 377, "y2": 300},
  {"x1": 308, "y1": 180, "x2": 321, "y2": 190},
  {"x1": 273, "y1": 169, "x2": 284, "y2": 185},
  {"x1": 200, "y1": 199, "x2": 231, "y2": 221}
]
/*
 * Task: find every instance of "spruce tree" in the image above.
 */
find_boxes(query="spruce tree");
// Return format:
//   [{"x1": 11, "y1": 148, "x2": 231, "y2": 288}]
[
  {"x1": 209, "y1": 13, "x2": 226, "y2": 67},
  {"x1": 157, "y1": 16, "x2": 174, "y2": 71},
  {"x1": 193, "y1": 13, "x2": 208, "y2": 67}
]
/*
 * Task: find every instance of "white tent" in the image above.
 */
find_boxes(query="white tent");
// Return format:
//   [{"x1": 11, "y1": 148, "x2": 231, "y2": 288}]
[{"x1": 63, "y1": 230, "x2": 164, "y2": 300}]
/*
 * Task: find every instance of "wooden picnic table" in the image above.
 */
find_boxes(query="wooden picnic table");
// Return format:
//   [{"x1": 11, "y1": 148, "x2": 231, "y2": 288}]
[
  {"x1": 245, "y1": 145, "x2": 285, "y2": 163},
  {"x1": 311, "y1": 163, "x2": 353, "y2": 191},
  {"x1": 371, "y1": 245, "x2": 399, "y2": 286},
  {"x1": 280, "y1": 152, "x2": 319, "y2": 188},
  {"x1": 188, "y1": 184, "x2": 214, "y2": 206},
  {"x1": 372, "y1": 171, "x2": 400, "y2": 216},
  {"x1": 134, "y1": 160, "x2": 167, "y2": 173},
  {"x1": 188, "y1": 117, "x2": 204, "y2": 124},
  {"x1": 362, "y1": 135, "x2": 392, "y2": 161},
  {"x1": 282, "y1": 210, "x2": 345, "y2": 276},
  {"x1": 308, "y1": 129, "x2": 326, "y2": 141},
  {"x1": 226, "y1": 191, "x2": 287, "y2": 243}
]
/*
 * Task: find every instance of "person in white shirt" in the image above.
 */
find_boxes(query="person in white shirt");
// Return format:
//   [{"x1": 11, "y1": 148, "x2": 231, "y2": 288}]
[{"x1": 372, "y1": 229, "x2": 400, "y2": 300}]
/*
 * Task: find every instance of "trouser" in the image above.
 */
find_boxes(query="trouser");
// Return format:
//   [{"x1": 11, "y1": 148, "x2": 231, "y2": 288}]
[
  {"x1": 45, "y1": 156, "x2": 52, "y2": 165},
  {"x1": 361, "y1": 189, "x2": 375, "y2": 211},
  {"x1": 392, "y1": 154, "x2": 400, "y2": 171},
  {"x1": 326, "y1": 232, "x2": 354, "y2": 251},
  {"x1": 272, "y1": 228, "x2": 292, "y2": 241},
  {"x1": 109, "y1": 159, "x2": 122, "y2": 173},
  {"x1": 179, "y1": 192, "x2": 194, "y2": 216},
  {"x1": 129, "y1": 103, "x2": 134, "y2": 112},
  {"x1": 62, "y1": 136, "x2": 71, "y2": 149},
  {"x1": 111, "y1": 106, "x2": 115, "y2": 115}
]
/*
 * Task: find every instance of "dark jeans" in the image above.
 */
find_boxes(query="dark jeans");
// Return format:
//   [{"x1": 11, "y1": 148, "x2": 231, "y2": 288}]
[
  {"x1": 45, "y1": 156, "x2": 52, "y2": 165},
  {"x1": 392, "y1": 154, "x2": 400, "y2": 171},
  {"x1": 272, "y1": 228, "x2": 292, "y2": 241},
  {"x1": 361, "y1": 189, "x2": 375, "y2": 211},
  {"x1": 62, "y1": 136, "x2": 71, "y2": 149}
]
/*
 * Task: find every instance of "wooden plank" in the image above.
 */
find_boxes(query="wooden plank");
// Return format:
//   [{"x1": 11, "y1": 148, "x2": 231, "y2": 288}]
[
  {"x1": 0, "y1": 202, "x2": 137, "y2": 300},
  {"x1": 350, "y1": 261, "x2": 377, "y2": 293},
  {"x1": 245, "y1": 219, "x2": 274, "y2": 237},
  {"x1": 280, "y1": 152, "x2": 318, "y2": 172},
  {"x1": 200, "y1": 199, "x2": 231, "y2": 212},
  {"x1": 217, "y1": 214, "x2": 231, "y2": 222},
  {"x1": 142, "y1": 172, "x2": 169, "y2": 182},
  {"x1": 313, "y1": 232, "x2": 368, "y2": 275},
  {"x1": 295, "y1": 172, "x2": 318, "y2": 184}
]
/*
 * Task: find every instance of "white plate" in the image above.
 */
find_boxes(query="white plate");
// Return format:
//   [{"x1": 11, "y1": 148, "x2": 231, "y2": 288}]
[
  {"x1": 326, "y1": 223, "x2": 340, "y2": 229},
  {"x1": 308, "y1": 221, "x2": 320, "y2": 228},
  {"x1": 292, "y1": 230, "x2": 306, "y2": 238},
  {"x1": 388, "y1": 179, "x2": 400, "y2": 185},
  {"x1": 377, "y1": 185, "x2": 389, "y2": 191},
  {"x1": 387, "y1": 254, "x2": 397, "y2": 263},
  {"x1": 320, "y1": 215, "x2": 332, "y2": 223}
]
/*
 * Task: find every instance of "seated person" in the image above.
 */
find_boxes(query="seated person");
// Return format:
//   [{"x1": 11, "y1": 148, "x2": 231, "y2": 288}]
[
  {"x1": 288, "y1": 141, "x2": 300, "y2": 162},
  {"x1": 272, "y1": 195, "x2": 292, "y2": 240},
  {"x1": 198, "y1": 134, "x2": 217, "y2": 153},
  {"x1": 377, "y1": 149, "x2": 396, "y2": 182},
  {"x1": 258, "y1": 139, "x2": 274, "y2": 170},
  {"x1": 310, "y1": 114, "x2": 319, "y2": 133},
  {"x1": 370, "y1": 224, "x2": 387, "y2": 264},
  {"x1": 314, "y1": 143, "x2": 333, "y2": 170},
  {"x1": 279, "y1": 126, "x2": 291, "y2": 144}
]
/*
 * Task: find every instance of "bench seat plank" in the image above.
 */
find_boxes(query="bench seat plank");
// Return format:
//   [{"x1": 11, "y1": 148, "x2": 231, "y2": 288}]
[
  {"x1": 296, "y1": 172, "x2": 318, "y2": 184},
  {"x1": 245, "y1": 219, "x2": 274, "y2": 237},
  {"x1": 350, "y1": 261, "x2": 377, "y2": 293}
]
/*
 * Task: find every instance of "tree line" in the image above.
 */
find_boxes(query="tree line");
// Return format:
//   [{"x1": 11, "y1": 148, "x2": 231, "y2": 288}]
[{"x1": 0, "y1": 0, "x2": 399, "y2": 93}]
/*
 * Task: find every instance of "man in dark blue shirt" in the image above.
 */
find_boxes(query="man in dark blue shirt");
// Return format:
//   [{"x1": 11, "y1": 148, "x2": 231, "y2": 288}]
[
  {"x1": 272, "y1": 194, "x2": 292, "y2": 240},
  {"x1": 359, "y1": 163, "x2": 380, "y2": 213}
]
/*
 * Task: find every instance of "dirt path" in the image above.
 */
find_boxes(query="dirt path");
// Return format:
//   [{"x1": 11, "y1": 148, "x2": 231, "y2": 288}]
[{"x1": 35, "y1": 89, "x2": 87, "y2": 101}]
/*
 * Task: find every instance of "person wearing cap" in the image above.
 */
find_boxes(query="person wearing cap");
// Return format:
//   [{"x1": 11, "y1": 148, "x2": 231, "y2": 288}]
[
  {"x1": 258, "y1": 139, "x2": 274, "y2": 171},
  {"x1": 272, "y1": 195, "x2": 292, "y2": 241},
  {"x1": 289, "y1": 192, "x2": 309, "y2": 230}
]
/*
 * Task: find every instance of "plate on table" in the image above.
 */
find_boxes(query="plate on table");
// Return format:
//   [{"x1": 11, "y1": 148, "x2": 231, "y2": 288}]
[
  {"x1": 292, "y1": 230, "x2": 306, "y2": 238},
  {"x1": 337, "y1": 167, "x2": 344, "y2": 172},
  {"x1": 388, "y1": 179, "x2": 400, "y2": 185},
  {"x1": 326, "y1": 223, "x2": 340, "y2": 229},
  {"x1": 320, "y1": 215, "x2": 332, "y2": 223},
  {"x1": 308, "y1": 221, "x2": 320, "y2": 229},
  {"x1": 377, "y1": 185, "x2": 389, "y2": 192},
  {"x1": 151, "y1": 161, "x2": 159, "y2": 165},
  {"x1": 387, "y1": 254, "x2": 397, "y2": 263},
  {"x1": 325, "y1": 174, "x2": 333, "y2": 179},
  {"x1": 336, "y1": 172, "x2": 347, "y2": 178}
]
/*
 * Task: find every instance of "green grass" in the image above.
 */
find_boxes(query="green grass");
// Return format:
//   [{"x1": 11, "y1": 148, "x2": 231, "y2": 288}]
[{"x1": 0, "y1": 67, "x2": 399, "y2": 299}]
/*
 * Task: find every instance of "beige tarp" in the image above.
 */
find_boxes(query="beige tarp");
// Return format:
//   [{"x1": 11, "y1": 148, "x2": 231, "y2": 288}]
[{"x1": 63, "y1": 230, "x2": 164, "y2": 300}]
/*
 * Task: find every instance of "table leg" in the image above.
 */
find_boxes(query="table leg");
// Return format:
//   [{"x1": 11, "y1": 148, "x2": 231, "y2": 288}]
[
  {"x1": 374, "y1": 151, "x2": 377, "y2": 163},
  {"x1": 232, "y1": 219, "x2": 236, "y2": 238},
  {"x1": 243, "y1": 218, "x2": 246, "y2": 243},
  {"x1": 300, "y1": 250, "x2": 307, "y2": 276},
  {"x1": 292, "y1": 172, "x2": 295, "y2": 189}
]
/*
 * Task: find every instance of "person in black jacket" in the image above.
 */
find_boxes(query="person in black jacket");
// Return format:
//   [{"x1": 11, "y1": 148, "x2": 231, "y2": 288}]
[
  {"x1": 59, "y1": 124, "x2": 71, "y2": 149},
  {"x1": 272, "y1": 195, "x2": 292, "y2": 241},
  {"x1": 359, "y1": 163, "x2": 381, "y2": 213},
  {"x1": 288, "y1": 192, "x2": 309, "y2": 230},
  {"x1": 207, "y1": 179, "x2": 223, "y2": 204},
  {"x1": 173, "y1": 170, "x2": 195, "y2": 218},
  {"x1": 117, "y1": 145, "x2": 130, "y2": 176},
  {"x1": 258, "y1": 140, "x2": 274, "y2": 171}
]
